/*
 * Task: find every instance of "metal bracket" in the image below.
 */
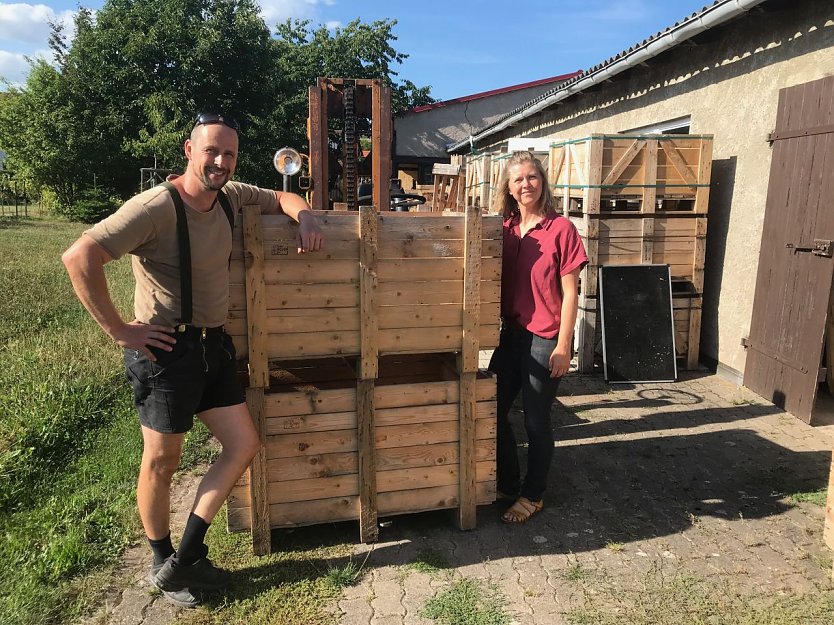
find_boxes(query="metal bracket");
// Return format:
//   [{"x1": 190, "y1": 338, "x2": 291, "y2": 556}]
[
  {"x1": 813, "y1": 239, "x2": 833, "y2": 257},
  {"x1": 785, "y1": 239, "x2": 833, "y2": 257}
]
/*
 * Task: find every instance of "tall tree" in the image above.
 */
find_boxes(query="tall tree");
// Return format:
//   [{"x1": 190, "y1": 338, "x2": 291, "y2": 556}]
[{"x1": 0, "y1": 1, "x2": 434, "y2": 206}]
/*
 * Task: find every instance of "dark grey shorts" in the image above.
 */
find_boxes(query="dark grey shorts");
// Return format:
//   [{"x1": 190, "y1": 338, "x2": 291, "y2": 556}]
[{"x1": 123, "y1": 328, "x2": 245, "y2": 434}]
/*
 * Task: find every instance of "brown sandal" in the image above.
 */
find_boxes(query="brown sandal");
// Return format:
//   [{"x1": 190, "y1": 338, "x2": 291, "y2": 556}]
[{"x1": 501, "y1": 497, "x2": 543, "y2": 523}]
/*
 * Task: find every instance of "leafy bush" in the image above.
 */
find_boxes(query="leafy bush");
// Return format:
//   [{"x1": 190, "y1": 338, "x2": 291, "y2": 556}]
[{"x1": 53, "y1": 186, "x2": 121, "y2": 223}]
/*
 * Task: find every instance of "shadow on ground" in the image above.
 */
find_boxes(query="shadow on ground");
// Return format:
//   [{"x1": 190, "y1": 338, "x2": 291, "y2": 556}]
[{"x1": 257, "y1": 372, "x2": 831, "y2": 573}]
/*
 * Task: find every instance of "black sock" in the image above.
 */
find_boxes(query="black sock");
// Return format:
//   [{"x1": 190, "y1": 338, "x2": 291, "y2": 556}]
[
  {"x1": 148, "y1": 533, "x2": 175, "y2": 566},
  {"x1": 175, "y1": 513, "x2": 210, "y2": 566}
]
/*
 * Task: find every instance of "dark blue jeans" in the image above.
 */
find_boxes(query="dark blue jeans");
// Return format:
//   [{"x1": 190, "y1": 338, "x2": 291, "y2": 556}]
[{"x1": 488, "y1": 326, "x2": 562, "y2": 502}]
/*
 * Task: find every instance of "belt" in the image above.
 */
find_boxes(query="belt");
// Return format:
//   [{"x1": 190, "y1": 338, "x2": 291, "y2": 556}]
[
  {"x1": 175, "y1": 324, "x2": 225, "y2": 338},
  {"x1": 502, "y1": 317, "x2": 527, "y2": 332}
]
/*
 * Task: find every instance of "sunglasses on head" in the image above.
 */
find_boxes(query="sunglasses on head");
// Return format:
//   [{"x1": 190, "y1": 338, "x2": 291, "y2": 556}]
[{"x1": 194, "y1": 113, "x2": 241, "y2": 134}]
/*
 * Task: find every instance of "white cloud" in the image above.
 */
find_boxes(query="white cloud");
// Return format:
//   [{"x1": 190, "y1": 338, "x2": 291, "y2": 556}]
[
  {"x1": 0, "y1": 49, "x2": 33, "y2": 87},
  {"x1": 0, "y1": 3, "x2": 75, "y2": 46},
  {"x1": 258, "y1": 0, "x2": 314, "y2": 26}
]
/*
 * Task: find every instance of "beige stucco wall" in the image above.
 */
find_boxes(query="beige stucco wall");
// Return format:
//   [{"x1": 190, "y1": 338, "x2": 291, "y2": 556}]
[{"x1": 479, "y1": 1, "x2": 833, "y2": 378}]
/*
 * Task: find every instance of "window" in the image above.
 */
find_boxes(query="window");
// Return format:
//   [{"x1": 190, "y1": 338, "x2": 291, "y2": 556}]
[{"x1": 621, "y1": 116, "x2": 691, "y2": 135}]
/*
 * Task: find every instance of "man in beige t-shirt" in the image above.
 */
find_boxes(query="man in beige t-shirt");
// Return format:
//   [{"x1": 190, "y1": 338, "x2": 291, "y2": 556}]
[{"x1": 62, "y1": 114, "x2": 324, "y2": 607}]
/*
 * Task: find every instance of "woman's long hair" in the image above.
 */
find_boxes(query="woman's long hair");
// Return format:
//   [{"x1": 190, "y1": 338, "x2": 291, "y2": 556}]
[{"x1": 491, "y1": 151, "x2": 555, "y2": 220}]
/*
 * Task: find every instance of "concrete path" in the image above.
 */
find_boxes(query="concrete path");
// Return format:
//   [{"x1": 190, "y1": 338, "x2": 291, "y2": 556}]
[{"x1": 84, "y1": 371, "x2": 834, "y2": 624}]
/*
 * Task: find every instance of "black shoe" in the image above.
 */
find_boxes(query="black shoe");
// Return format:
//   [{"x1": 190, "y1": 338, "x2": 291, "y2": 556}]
[
  {"x1": 153, "y1": 556, "x2": 230, "y2": 591},
  {"x1": 148, "y1": 562, "x2": 201, "y2": 608}
]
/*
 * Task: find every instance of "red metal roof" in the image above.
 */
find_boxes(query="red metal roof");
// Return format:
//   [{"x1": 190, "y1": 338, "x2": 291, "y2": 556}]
[{"x1": 408, "y1": 71, "x2": 583, "y2": 113}]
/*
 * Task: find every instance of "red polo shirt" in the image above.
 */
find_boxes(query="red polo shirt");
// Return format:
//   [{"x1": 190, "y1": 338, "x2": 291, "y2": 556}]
[{"x1": 501, "y1": 210, "x2": 588, "y2": 339}]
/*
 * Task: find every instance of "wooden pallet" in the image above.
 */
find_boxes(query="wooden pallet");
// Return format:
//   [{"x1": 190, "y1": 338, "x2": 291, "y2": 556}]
[
  {"x1": 228, "y1": 206, "x2": 501, "y2": 553},
  {"x1": 227, "y1": 355, "x2": 497, "y2": 533}
]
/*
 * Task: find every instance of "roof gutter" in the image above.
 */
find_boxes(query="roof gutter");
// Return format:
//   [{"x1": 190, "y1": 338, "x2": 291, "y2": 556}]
[{"x1": 448, "y1": 0, "x2": 768, "y2": 153}]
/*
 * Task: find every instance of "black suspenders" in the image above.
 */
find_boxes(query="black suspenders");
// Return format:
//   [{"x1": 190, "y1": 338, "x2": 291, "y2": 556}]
[{"x1": 160, "y1": 181, "x2": 234, "y2": 326}]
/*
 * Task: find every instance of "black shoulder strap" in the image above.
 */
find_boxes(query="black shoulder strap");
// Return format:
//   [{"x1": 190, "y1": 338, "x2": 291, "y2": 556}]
[
  {"x1": 216, "y1": 190, "x2": 235, "y2": 232},
  {"x1": 161, "y1": 181, "x2": 192, "y2": 326}
]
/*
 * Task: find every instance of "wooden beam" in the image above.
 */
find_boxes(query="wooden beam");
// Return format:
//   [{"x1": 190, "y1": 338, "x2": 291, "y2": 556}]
[
  {"x1": 577, "y1": 137, "x2": 603, "y2": 373},
  {"x1": 372, "y1": 79, "x2": 392, "y2": 213},
  {"x1": 660, "y1": 139, "x2": 698, "y2": 187},
  {"x1": 243, "y1": 206, "x2": 268, "y2": 388},
  {"x1": 308, "y1": 81, "x2": 329, "y2": 211},
  {"x1": 461, "y1": 205, "x2": 482, "y2": 373},
  {"x1": 242, "y1": 205, "x2": 270, "y2": 554},
  {"x1": 457, "y1": 369, "x2": 477, "y2": 530},
  {"x1": 359, "y1": 205, "x2": 379, "y2": 379},
  {"x1": 480, "y1": 154, "x2": 492, "y2": 211},
  {"x1": 603, "y1": 139, "x2": 646, "y2": 187},
  {"x1": 357, "y1": 378, "x2": 378, "y2": 542},
  {"x1": 246, "y1": 387, "x2": 270, "y2": 554},
  {"x1": 641, "y1": 139, "x2": 658, "y2": 264}
]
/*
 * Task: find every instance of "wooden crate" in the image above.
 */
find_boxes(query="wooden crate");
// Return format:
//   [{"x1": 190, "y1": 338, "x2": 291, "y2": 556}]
[
  {"x1": 229, "y1": 205, "x2": 501, "y2": 553},
  {"x1": 227, "y1": 209, "x2": 502, "y2": 359},
  {"x1": 463, "y1": 152, "x2": 512, "y2": 210},
  {"x1": 569, "y1": 214, "x2": 707, "y2": 289},
  {"x1": 549, "y1": 134, "x2": 713, "y2": 203},
  {"x1": 549, "y1": 135, "x2": 712, "y2": 373},
  {"x1": 227, "y1": 355, "x2": 497, "y2": 533}
]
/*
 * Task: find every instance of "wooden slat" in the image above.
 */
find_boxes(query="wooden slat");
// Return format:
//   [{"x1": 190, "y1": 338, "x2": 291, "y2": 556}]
[
  {"x1": 264, "y1": 387, "x2": 356, "y2": 417},
  {"x1": 243, "y1": 206, "x2": 268, "y2": 387},
  {"x1": 360, "y1": 205, "x2": 379, "y2": 379},
  {"x1": 308, "y1": 84, "x2": 328, "y2": 211},
  {"x1": 271, "y1": 496, "x2": 358, "y2": 527},
  {"x1": 462, "y1": 205, "x2": 482, "y2": 372},
  {"x1": 378, "y1": 482, "x2": 495, "y2": 516},
  {"x1": 377, "y1": 461, "x2": 494, "y2": 492},
  {"x1": 229, "y1": 324, "x2": 499, "y2": 360},
  {"x1": 372, "y1": 79, "x2": 392, "y2": 214},
  {"x1": 641, "y1": 139, "x2": 658, "y2": 263},
  {"x1": 269, "y1": 473, "x2": 359, "y2": 503},
  {"x1": 660, "y1": 139, "x2": 698, "y2": 186},
  {"x1": 577, "y1": 138, "x2": 603, "y2": 372},
  {"x1": 230, "y1": 258, "x2": 359, "y2": 285},
  {"x1": 357, "y1": 378, "x2": 377, "y2": 542},
  {"x1": 245, "y1": 387, "x2": 270, "y2": 554},
  {"x1": 602, "y1": 139, "x2": 646, "y2": 186},
  {"x1": 268, "y1": 452, "x2": 358, "y2": 481},
  {"x1": 377, "y1": 257, "x2": 501, "y2": 282},
  {"x1": 229, "y1": 282, "x2": 359, "y2": 311},
  {"x1": 379, "y1": 280, "x2": 500, "y2": 305},
  {"x1": 226, "y1": 307, "x2": 359, "y2": 335}
]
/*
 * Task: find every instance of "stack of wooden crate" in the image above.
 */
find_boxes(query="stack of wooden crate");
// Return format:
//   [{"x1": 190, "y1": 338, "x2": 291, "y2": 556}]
[
  {"x1": 462, "y1": 152, "x2": 512, "y2": 211},
  {"x1": 225, "y1": 206, "x2": 503, "y2": 553},
  {"x1": 548, "y1": 134, "x2": 713, "y2": 372}
]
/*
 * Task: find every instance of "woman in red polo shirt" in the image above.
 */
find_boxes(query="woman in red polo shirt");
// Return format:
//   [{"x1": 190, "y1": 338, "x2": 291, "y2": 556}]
[{"x1": 489, "y1": 151, "x2": 588, "y2": 523}]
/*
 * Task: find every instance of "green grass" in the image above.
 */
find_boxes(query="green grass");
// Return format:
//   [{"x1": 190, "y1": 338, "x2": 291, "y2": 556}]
[
  {"x1": 422, "y1": 578, "x2": 510, "y2": 625},
  {"x1": 563, "y1": 561, "x2": 589, "y2": 582},
  {"x1": 401, "y1": 548, "x2": 450, "y2": 577},
  {"x1": 0, "y1": 216, "x2": 142, "y2": 623},
  {"x1": 787, "y1": 489, "x2": 828, "y2": 507},
  {"x1": 564, "y1": 565, "x2": 834, "y2": 625},
  {"x1": 173, "y1": 509, "x2": 356, "y2": 625},
  {"x1": 0, "y1": 216, "x2": 353, "y2": 625}
]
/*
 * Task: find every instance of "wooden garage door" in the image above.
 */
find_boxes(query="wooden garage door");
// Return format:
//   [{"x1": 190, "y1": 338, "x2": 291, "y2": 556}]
[{"x1": 744, "y1": 76, "x2": 834, "y2": 423}]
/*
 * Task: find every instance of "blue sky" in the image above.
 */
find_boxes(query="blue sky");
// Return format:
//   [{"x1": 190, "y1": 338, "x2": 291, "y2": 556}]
[{"x1": 1, "y1": 0, "x2": 712, "y2": 101}]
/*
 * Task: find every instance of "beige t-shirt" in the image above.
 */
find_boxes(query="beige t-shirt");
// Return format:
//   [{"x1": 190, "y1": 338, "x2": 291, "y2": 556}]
[{"x1": 86, "y1": 181, "x2": 278, "y2": 327}]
